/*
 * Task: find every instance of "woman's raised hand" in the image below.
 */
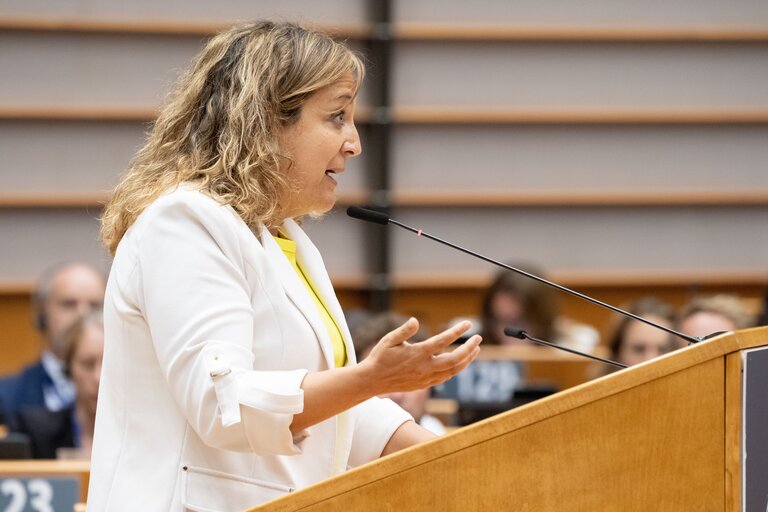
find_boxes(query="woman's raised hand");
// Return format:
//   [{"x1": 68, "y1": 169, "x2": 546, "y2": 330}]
[
  {"x1": 291, "y1": 317, "x2": 480, "y2": 433},
  {"x1": 360, "y1": 318, "x2": 482, "y2": 395}
]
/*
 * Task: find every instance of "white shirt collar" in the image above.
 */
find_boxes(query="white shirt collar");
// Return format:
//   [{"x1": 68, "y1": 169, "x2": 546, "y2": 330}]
[{"x1": 41, "y1": 351, "x2": 75, "y2": 410}]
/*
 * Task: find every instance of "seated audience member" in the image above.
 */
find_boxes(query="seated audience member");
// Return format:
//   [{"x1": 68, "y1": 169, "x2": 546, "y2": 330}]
[
  {"x1": 755, "y1": 288, "x2": 768, "y2": 327},
  {"x1": 0, "y1": 377, "x2": 15, "y2": 426},
  {"x1": 0, "y1": 262, "x2": 105, "y2": 425},
  {"x1": 353, "y1": 312, "x2": 446, "y2": 435},
  {"x1": 481, "y1": 264, "x2": 599, "y2": 352},
  {"x1": 436, "y1": 265, "x2": 598, "y2": 423},
  {"x1": 15, "y1": 311, "x2": 104, "y2": 459},
  {"x1": 343, "y1": 307, "x2": 373, "y2": 340},
  {"x1": 676, "y1": 295, "x2": 754, "y2": 345},
  {"x1": 607, "y1": 297, "x2": 676, "y2": 368}
]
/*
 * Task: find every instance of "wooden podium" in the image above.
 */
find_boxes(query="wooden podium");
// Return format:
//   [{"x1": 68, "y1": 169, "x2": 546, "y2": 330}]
[{"x1": 249, "y1": 327, "x2": 768, "y2": 512}]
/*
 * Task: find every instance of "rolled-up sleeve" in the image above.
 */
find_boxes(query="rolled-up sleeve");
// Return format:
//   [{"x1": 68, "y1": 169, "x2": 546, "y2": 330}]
[
  {"x1": 347, "y1": 397, "x2": 413, "y2": 467},
  {"x1": 136, "y1": 192, "x2": 307, "y2": 455}
]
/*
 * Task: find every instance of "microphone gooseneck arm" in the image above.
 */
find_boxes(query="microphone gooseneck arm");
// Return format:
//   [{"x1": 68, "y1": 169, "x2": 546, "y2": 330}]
[
  {"x1": 504, "y1": 326, "x2": 628, "y2": 369},
  {"x1": 347, "y1": 206, "x2": 705, "y2": 346}
]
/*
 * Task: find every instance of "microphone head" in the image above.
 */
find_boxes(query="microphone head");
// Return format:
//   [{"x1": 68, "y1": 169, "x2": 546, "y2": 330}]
[
  {"x1": 503, "y1": 326, "x2": 527, "y2": 340},
  {"x1": 346, "y1": 206, "x2": 389, "y2": 225}
]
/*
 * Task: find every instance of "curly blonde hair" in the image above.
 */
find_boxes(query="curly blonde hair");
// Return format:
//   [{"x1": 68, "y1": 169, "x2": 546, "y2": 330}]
[{"x1": 101, "y1": 21, "x2": 364, "y2": 254}]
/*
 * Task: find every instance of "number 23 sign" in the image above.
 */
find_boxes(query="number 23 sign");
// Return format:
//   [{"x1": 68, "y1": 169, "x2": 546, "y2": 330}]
[{"x1": 0, "y1": 478, "x2": 78, "y2": 512}]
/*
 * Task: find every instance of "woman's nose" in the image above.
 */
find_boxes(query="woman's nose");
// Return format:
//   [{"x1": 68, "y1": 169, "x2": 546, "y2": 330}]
[{"x1": 343, "y1": 127, "x2": 362, "y2": 157}]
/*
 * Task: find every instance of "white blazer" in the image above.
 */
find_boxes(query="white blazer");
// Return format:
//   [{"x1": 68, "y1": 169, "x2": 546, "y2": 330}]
[{"x1": 87, "y1": 187, "x2": 411, "y2": 512}]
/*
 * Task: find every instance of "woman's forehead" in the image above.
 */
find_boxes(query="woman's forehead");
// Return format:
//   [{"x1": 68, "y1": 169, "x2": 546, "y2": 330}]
[
  {"x1": 309, "y1": 76, "x2": 359, "y2": 106},
  {"x1": 325, "y1": 73, "x2": 359, "y2": 96}
]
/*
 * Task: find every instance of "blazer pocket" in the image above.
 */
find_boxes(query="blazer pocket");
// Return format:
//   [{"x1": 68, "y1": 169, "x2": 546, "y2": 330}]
[{"x1": 182, "y1": 465, "x2": 294, "y2": 512}]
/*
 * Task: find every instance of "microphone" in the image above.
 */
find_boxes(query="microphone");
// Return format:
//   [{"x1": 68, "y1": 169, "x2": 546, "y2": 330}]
[
  {"x1": 346, "y1": 206, "x2": 708, "y2": 346},
  {"x1": 347, "y1": 206, "x2": 389, "y2": 225},
  {"x1": 504, "y1": 326, "x2": 627, "y2": 369}
]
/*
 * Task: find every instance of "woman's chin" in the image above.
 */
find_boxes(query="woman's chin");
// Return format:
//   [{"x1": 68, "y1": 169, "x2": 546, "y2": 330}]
[
  {"x1": 307, "y1": 197, "x2": 337, "y2": 217},
  {"x1": 306, "y1": 207, "x2": 333, "y2": 220}
]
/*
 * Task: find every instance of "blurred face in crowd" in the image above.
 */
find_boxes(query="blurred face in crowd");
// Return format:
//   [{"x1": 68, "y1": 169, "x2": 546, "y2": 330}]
[
  {"x1": 617, "y1": 316, "x2": 673, "y2": 367},
  {"x1": 678, "y1": 312, "x2": 737, "y2": 342},
  {"x1": 42, "y1": 265, "x2": 105, "y2": 359},
  {"x1": 278, "y1": 73, "x2": 362, "y2": 219},
  {"x1": 490, "y1": 292, "x2": 527, "y2": 346},
  {"x1": 70, "y1": 324, "x2": 105, "y2": 413}
]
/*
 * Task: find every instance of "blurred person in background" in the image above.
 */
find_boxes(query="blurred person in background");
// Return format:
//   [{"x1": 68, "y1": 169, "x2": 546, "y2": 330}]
[
  {"x1": 480, "y1": 264, "x2": 599, "y2": 353},
  {"x1": 15, "y1": 311, "x2": 104, "y2": 459},
  {"x1": 606, "y1": 297, "x2": 676, "y2": 368},
  {"x1": 676, "y1": 294, "x2": 754, "y2": 345},
  {"x1": 353, "y1": 312, "x2": 447, "y2": 435},
  {"x1": 756, "y1": 288, "x2": 768, "y2": 327},
  {"x1": 435, "y1": 264, "x2": 599, "y2": 422},
  {"x1": 0, "y1": 262, "x2": 105, "y2": 426}
]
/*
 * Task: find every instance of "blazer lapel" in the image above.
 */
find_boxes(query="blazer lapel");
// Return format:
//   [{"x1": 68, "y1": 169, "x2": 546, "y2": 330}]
[
  {"x1": 283, "y1": 219, "x2": 356, "y2": 365},
  {"x1": 281, "y1": 220, "x2": 356, "y2": 474},
  {"x1": 259, "y1": 225, "x2": 335, "y2": 369}
]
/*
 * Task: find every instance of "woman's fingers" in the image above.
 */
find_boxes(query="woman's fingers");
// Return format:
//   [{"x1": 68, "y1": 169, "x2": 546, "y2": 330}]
[
  {"x1": 379, "y1": 317, "x2": 420, "y2": 348},
  {"x1": 366, "y1": 319, "x2": 481, "y2": 395},
  {"x1": 422, "y1": 321, "x2": 472, "y2": 353},
  {"x1": 430, "y1": 338, "x2": 481, "y2": 385},
  {"x1": 431, "y1": 335, "x2": 482, "y2": 373}
]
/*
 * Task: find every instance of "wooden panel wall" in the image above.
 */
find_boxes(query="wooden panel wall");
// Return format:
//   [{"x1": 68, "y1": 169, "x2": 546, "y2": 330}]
[{"x1": 0, "y1": 294, "x2": 41, "y2": 375}]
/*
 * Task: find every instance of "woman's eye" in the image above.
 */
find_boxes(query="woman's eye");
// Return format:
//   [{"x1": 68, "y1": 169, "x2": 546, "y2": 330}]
[{"x1": 333, "y1": 111, "x2": 345, "y2": 124}]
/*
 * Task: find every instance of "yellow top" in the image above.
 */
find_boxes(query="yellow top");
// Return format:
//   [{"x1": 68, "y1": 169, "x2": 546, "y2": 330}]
[{"x1": 274, "y1": 235, "x2": 347, "y2": 368}]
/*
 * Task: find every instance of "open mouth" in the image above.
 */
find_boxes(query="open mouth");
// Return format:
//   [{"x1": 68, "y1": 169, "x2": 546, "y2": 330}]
[{"x1": 325, "y1": 170, "x2": 338, "y2": 185}]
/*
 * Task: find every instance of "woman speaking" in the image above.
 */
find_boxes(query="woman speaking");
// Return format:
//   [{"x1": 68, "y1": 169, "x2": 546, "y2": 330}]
[{"x1": 88, "y1": 21, "x2": 481, "y2": 511}]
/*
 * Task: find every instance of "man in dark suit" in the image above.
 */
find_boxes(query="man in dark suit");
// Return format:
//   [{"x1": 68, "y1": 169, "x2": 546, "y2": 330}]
[
  {"x1": 0, "y1": 376, "x2": 17, "y2": 425},
  {"x1": 0, "y1": 262, "x2": 105, "y2": 427},
  {"x1": 14, "y1": 407, "x2": 76, "y2": 459}
]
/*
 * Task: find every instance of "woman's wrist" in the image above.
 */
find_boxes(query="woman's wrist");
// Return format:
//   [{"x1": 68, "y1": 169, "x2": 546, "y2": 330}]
[{"x1": 347, "y1": 358, "x2": 382, "y2": 398}]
